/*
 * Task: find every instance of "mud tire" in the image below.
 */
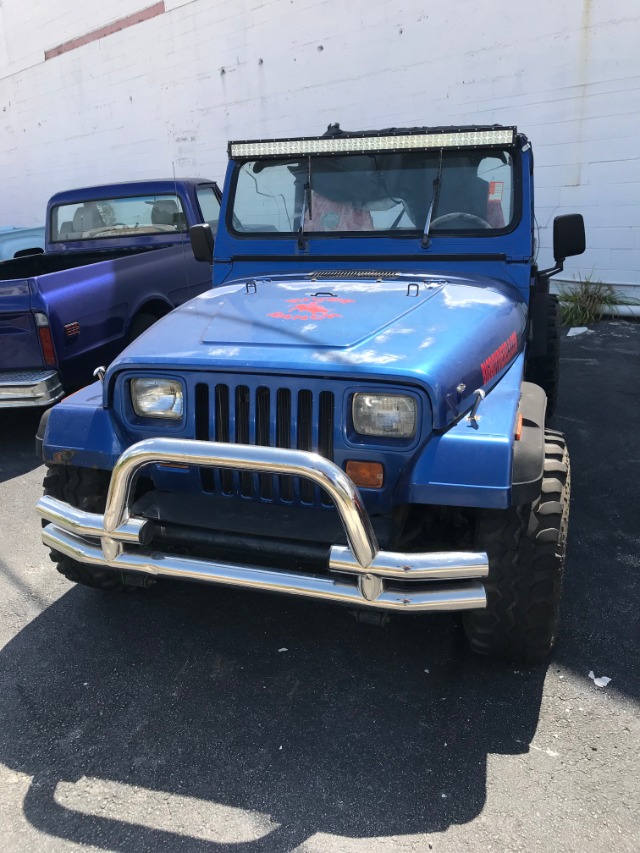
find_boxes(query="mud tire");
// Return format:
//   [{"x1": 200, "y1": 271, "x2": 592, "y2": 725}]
[
  {"x1": 43, "y1": 465, "x2": 129, "y2": 592},
  {"x1": 462, "y1": 430, "x2": 570, "y2": 663}
]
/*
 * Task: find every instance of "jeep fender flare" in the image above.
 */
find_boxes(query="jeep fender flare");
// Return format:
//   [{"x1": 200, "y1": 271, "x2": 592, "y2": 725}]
[{"x1": 511, "y1": 382, "x2": 547, "y2": 505}]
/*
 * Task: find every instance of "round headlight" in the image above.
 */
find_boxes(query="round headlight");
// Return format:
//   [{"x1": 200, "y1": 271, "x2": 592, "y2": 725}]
[
  {"x1": 131, "y1": 378, "x2": 184, "y2": 419},
  {"x1": 352, "y1": 393, "x2": 416, "y2": 438}
]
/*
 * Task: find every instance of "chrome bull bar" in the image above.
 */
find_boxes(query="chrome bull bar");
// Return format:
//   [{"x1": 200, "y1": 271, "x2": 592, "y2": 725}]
[{"x1": 38, "y1": 438, "x2": 489, "y2": 612}]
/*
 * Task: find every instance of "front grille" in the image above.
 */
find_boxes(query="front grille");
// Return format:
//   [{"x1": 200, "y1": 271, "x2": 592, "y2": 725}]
[{"x1": 194, "y1": 380, "x2": 335, "y2": 505}]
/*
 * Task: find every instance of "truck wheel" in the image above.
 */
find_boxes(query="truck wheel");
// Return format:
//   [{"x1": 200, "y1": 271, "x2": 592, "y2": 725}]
[
  {"x1": 127, "y1": 312, "x2": 159, "y2": 343},
  {"x1": 525, "y1": 294, "x2": 560, "y2": 419},
  {"x1": 43, "y1": 465, "x2": 133, "y2": 592},
  {"x1": 462, "y1": 430, "x2": 570, "y2": 664}
]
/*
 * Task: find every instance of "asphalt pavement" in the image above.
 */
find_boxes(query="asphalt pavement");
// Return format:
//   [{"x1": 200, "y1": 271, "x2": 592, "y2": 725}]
[{"x1": 0, "y1": 321, "x2": 638, "y2": 852}]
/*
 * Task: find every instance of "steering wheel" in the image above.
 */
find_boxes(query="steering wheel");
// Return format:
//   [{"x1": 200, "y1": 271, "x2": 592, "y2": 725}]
[{"x1": 430, "y1": 212, "x2": 492, "y2": 229}]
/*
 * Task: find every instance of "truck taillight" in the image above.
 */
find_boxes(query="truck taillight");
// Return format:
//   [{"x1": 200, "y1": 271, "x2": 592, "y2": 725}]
[{"x1": 34, "y1": 312, "x2": 57, "y2": 366}]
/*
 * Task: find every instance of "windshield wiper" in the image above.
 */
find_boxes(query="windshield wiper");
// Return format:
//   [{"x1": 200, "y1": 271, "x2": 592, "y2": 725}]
[
  {"x1": 297, "y1": 156, "x2": 313, "y2": 250},
  {"x1": 421, "y1": 148, "x2": 444, "y2": 249}
]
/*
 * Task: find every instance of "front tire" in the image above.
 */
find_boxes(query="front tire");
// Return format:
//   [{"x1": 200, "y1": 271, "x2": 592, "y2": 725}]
[
  {"x1": 463, "y1": 430, "x2": 570, "y2": 663},
  {"x1": 43, "y1": 465, "x2": 132, "y2": 592}
]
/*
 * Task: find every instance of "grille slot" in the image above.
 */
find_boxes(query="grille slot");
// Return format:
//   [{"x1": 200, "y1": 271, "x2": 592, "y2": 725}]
[
  {"x1": 297, "y1": 390, "x2": 314, "y2": 503},
  {"x1": 311, "y1": 269, "x2": 398, "y2": 279},
  {"x1": 215, "y1": 384, "x2": 233, "y2": 494},
  {"x1": 318, "y1": 391, "x2": 334, "y2": 460},
  {"x1": 256, "y1": 386, "x2": 272, "y2": 499},
  {"x1": 193, "y1": 380, "x2": 335, "y2": 505},
  {"x1": 318, "y1": 391, "x2": 334, "y2": 506},
  {"x1": 277, "y1": 389, "x2": 293, "y2": 501},
  {"x1": 235, "y1": 386, "x2": 252, "y2": 496},
  {"x1": 195, "y1": 383, "x2": 215, "y2": 493}
]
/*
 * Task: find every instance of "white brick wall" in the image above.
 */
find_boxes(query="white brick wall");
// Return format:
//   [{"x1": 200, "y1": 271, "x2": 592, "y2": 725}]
[{"x1": 1, "y1": 0, "x2": 639, "y2": 285}]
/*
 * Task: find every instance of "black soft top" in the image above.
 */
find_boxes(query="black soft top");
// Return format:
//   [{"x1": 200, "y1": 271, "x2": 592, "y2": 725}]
[{"x1": 321, "y1": 122, "x2": 515, "y2": 138}]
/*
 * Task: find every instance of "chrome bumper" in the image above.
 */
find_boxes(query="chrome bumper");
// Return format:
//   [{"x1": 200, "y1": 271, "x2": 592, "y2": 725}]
[
  {"x1": 0, "y1": 369, "x2": 64, "y2": 407},
  {"x1": 37, "y1": 438, "x2": 489, "y2": 613}
]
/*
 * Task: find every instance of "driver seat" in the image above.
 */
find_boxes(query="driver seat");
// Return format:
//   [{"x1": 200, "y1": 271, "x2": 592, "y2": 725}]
[{"x1": 151, "y1": 200, "x2": 179, "y2": 226}]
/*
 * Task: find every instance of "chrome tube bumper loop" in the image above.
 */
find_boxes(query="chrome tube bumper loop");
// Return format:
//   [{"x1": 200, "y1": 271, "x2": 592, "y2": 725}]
[
  {"x1": 37, "y1": 495, "x2": 149, "y2": 544},
  {"x1": 37, "y1": 438, "x2": 489, "y2": 613},
  {"x1": 103, "y1": 439, "x2": 378, "y2": 568}
]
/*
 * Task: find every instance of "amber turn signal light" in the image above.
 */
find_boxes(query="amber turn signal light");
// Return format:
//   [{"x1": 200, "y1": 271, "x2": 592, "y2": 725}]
[
  {"x1": 346, "y1": 461, "x2": 384, "y2": 489},
  {"x1": 515, "y1": 412, "x2": 523, "y2": 441}
]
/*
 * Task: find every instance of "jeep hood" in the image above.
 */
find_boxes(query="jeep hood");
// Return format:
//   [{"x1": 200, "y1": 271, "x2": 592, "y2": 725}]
[{"x1": 113, "y1": 273, "x2": 527, "y2": 428}]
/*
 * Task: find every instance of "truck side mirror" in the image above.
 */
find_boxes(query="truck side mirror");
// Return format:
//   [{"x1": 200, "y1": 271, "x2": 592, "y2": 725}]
[
  {"x1": 189, "y1": 224, "x2": 214, "y2": 264},
  {"x1": 553, "y1": 214, "x2": 585, "y2": 262}
]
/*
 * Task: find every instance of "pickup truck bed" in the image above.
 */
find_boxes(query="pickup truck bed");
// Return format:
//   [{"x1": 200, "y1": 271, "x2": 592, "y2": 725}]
[
  {"x1": 0, "y1": 244, "x2": 207, "y2": 404},
  {"x1": 0, "y1": 246, "x2": 158, "y2": 279}
]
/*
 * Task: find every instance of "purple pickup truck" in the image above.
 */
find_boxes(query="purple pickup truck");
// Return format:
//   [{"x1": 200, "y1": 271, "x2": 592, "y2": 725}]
[{"x1": 0, "y1": 178, "x2": 220, "y2": 407}]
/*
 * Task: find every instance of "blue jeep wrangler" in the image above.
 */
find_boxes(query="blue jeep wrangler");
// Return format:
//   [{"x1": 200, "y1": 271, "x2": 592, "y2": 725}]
[{"x1": 36, "y1": 125, "x2": 585, "y2": 662}]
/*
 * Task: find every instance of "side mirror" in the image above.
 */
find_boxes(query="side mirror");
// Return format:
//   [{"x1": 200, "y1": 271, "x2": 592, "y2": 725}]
[
  {"x1": 553, "y1": 214, "x2": 585, "y2": 262},
  {"x1": 189, "y1": 223, "x2": 214, "y2": 264}
]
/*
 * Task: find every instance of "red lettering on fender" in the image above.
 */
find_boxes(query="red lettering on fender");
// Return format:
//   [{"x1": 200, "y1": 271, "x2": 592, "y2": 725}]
[{"x1": 481, "y1": 332, "x2": 518, "y2": 383}]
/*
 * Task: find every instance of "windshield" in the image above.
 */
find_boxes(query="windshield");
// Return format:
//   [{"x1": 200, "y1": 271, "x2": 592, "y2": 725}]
[
  {"x1": 230, "y1": 150, "x2": 515, "y2": 236},
  {"x1": 51, "y1": 193, "x2": 187, "y2": 241}
]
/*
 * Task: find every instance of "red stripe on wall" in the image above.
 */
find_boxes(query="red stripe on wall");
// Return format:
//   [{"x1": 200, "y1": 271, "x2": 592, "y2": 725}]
[{"x1": 45, "y1": 2, "x2": 165, "y2": 60}]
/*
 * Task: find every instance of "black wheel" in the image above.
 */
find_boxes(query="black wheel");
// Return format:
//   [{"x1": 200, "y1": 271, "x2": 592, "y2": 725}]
[
  {"x1": 127, "y1": 312, "x2": 159, "y2": 344},
  {"x1": 525, "y1": 294, "x2": 560, "y2": 419},
  {"x1": 463, "y1": 430, "x2": 570, "y2": 663},
  {"x1": 43, "y1": 465, "x2": 135, "y2": 592}
]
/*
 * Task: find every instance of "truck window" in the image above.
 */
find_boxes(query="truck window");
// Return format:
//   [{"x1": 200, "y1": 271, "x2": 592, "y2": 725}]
[
  {"x1": 51, "y1": 194, "x2": 188, "y2": 241},
  {"x1": 196, "y1": 187, "x2": 221, "y2": 234},
  {"x1": 230, "y1": 151, "x2": 515, "y2": 235}
]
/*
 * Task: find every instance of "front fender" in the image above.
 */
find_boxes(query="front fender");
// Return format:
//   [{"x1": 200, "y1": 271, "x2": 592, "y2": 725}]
[
  {"x1": 38, "y1": 382, "x2": 126, "y2": 469},
  {"x1": 400, "y1": 354, "x2": 525, "y2": 510}
]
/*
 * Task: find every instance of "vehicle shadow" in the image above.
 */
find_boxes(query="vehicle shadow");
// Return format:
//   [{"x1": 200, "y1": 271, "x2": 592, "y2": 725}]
[
  {"x1": 0, "y1": 579, "x2": 546, "y2": 852},
  {"x1": 0, "y1": 408, "x2": 43, "y2": 483}
]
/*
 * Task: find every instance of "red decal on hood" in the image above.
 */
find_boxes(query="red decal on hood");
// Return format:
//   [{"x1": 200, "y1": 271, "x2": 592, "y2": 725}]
[
  {"x1": 268, "y1": 296, "x2": 354, "y2": 321},
  {"x1": 481, "y1": 332, "x2": 518, "y2": 383}
]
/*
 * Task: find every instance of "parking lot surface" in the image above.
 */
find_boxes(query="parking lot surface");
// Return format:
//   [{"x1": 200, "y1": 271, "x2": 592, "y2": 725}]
[{"x1": 0, "y1": 321, "x2": 638, "y2": 852}]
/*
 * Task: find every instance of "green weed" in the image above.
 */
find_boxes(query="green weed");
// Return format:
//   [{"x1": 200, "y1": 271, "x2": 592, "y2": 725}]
[{"x1": 557, "y1": 274, "x2": 639, "y2": 326}]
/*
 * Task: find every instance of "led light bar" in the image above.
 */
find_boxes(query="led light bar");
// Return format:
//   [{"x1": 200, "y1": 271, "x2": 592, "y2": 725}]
[{"x1": 229, "y1": 128, "x2": 516, "y2": 159}]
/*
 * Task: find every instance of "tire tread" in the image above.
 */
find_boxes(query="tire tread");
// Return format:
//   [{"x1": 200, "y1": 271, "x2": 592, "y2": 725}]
[
  {"x1": 463, "y1": 429, "x2": 570, "y2": 663},
  {"x1": 43, "y1": 465, "x2": 128, "y2": 592}
]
